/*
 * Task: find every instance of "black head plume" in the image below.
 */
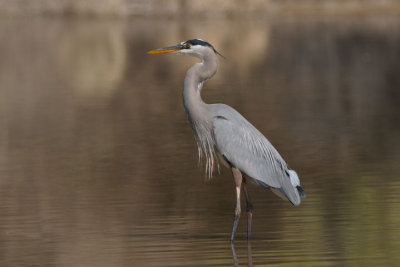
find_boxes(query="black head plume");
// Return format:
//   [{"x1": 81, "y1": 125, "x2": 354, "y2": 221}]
[{"x1": 182, "y1": 39, "x2": 226, "y2": 59}]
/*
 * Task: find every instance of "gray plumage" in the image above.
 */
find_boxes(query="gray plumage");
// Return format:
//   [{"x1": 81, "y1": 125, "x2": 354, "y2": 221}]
[
  {"x1": 212, "y1": 104, "x2": 302, "y2": 205},
  {"x1": 148, "y1": 39, "x2": 305, "y2": 241}
]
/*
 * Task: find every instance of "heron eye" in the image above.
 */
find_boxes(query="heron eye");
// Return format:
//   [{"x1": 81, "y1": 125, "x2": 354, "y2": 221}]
[{"x1": 185, "y1": 43, "x2": 190, "y2": 49}]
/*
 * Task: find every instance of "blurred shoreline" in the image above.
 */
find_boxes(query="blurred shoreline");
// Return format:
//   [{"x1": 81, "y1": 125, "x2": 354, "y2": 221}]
[{"x1": 0, "y1": 0, "x2": 400, "y2": 18}]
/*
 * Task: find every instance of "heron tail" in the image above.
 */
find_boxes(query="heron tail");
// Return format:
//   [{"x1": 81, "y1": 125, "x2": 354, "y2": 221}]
[
  {"x1": 296, "y1": 185, "x2": 306, "y2": 198},
  {"x1": 288, "y1": 169, "x2": 306, "y2": 198},
  {"x1": 286, "y1": 169, "x2": 306, "y2": 204},
  {"x1": 252, "y1": 169, "x2": 306, "y2": 206}
]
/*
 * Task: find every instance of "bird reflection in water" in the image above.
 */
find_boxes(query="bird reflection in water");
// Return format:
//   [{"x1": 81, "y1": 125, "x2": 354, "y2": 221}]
[{"x1": 231, "y1": 241, "x2": 253, "y2": 267}]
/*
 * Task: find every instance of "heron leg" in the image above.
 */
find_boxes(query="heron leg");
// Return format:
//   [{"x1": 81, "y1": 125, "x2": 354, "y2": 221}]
[
  {"x1": 231, "y1": 167, "x2": 242, "y2": 242},
  {"x1": 243, "y1": 178, "x2": 253, "y2": 240}
]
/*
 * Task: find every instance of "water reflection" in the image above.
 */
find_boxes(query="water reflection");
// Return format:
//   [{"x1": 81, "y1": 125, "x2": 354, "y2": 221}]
[
  {"x1": 231, "y1": 242, "x2": 253, "y2": 267},
  {"x1": 0, "y1": 16, "x2": 400, "y2": 266}
]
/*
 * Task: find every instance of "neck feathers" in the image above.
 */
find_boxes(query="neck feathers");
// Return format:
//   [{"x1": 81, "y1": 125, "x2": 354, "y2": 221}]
[{"x1": 182, "y1": 49, "x2": 219, "y2": 179}]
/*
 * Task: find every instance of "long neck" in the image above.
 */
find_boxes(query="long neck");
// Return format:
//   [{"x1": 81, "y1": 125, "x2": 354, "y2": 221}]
[
  {"x1": 182, "y1": 49, "x2": 219, "y2": 178},
  {"x1": 183, "y1": 50, "x2": 219, "y2": 125}
]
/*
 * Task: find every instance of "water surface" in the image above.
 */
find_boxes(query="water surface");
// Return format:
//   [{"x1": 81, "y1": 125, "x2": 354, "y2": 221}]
[{"x1": 0, "y1": 16, "x2": 400, "y2": 266}]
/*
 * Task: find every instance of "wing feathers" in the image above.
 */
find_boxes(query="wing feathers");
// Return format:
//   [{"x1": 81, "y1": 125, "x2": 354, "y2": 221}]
[{"x1": 212, "y1": 104, "x2": 303, "y2": 205}]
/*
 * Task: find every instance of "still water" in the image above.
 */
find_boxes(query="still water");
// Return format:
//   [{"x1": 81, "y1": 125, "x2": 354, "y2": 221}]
[{"x1": 1, "y1": 16, "x2": 400, "y2": 266}]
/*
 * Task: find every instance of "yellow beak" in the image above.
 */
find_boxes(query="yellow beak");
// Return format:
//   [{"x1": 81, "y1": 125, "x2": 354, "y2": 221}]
[{"x1": 147, "y1": 44, "x2": 182, "y2": 55}]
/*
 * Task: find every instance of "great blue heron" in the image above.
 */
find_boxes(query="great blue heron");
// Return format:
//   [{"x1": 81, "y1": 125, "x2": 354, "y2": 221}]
[{"x1": 148, "y1": 39, "x2": 305, "y2": 241}]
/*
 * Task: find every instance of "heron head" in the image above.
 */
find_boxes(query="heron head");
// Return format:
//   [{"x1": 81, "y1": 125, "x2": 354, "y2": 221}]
[{"x1": 147, "y1": 39, "x2": 224, "y2": 59}]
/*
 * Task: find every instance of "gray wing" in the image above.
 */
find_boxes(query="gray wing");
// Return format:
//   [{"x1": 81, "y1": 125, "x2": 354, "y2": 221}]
[{"x1": 212, "y1": 104, "x2": 301, "y2": 205}]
